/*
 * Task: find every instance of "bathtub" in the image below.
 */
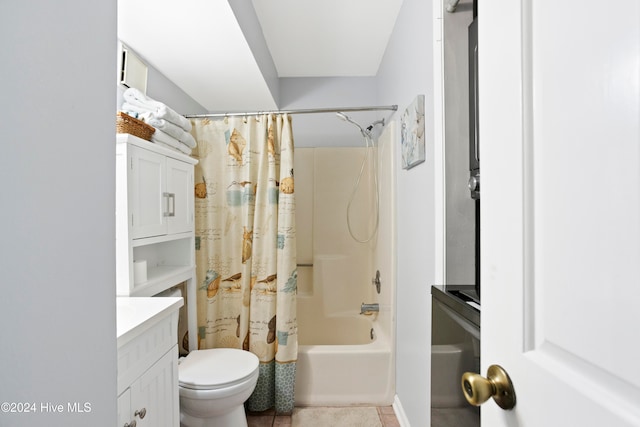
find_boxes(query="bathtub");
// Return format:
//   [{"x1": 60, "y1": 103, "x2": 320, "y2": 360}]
[{"x1": 294, "y1": 312, "x2": 394, "y2": 406}]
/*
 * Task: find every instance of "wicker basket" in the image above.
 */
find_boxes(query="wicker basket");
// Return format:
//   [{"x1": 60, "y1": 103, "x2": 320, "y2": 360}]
[{"x1": 116, "y1": 111, "x2": 155, "y2": 141}]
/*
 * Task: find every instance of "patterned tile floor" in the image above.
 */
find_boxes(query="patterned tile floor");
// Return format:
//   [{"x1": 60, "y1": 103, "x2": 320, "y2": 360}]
[{"x1": 247, "y1": 406, "x2": 401, "y2": 427}]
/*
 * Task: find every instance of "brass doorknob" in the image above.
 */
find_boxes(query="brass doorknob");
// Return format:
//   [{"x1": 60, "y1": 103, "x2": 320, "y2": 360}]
[{"x1": 461, "y1": 364, "x2": 516, "y2": 410}]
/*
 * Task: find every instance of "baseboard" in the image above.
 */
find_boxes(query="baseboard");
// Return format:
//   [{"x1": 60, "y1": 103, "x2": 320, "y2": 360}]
[{"x1": 392, "y1": 394, "x2": 411, "y2": 427}]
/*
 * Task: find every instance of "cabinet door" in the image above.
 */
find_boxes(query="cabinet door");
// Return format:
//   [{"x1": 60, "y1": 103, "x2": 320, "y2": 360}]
[
  {"x1": 130, "y1": 346, "x2": 179, "y2": 427},
  {"x1": 117, "y1": 389, "x2": 132, "y2": 427},
  {"x1": 166, "y1": 157, "x2": 194, "y2": 235},
  {"x1": 130, "y1": 146, "x2": 166, "y2": 239}
]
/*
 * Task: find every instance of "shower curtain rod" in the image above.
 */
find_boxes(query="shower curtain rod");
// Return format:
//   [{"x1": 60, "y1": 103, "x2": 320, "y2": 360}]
[{"x1": 184, "y1": 104, "x2": 398, "y2": 119}]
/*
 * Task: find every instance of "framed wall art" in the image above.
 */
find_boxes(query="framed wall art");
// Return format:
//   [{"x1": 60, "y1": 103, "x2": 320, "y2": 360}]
[{"x1": 400, "y1": 94, "x2": 425, "y2": 170}]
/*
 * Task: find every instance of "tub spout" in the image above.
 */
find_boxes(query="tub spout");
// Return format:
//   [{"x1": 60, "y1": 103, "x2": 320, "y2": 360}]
[{"x1": 360, "y1": 303, "x2": 379, "y2": 315}]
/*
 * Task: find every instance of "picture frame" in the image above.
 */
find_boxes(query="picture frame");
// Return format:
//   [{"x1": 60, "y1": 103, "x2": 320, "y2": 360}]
[{"x1": 400, "y1": 94, "x2": 425, "y2": 170}]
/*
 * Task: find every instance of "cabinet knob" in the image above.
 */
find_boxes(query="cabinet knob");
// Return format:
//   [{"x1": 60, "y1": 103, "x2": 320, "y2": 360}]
[
  {"x1": 124, "y1": 420, "x2": 136, "y2": 427},
  {"x1": 468, "y1": 175, "x2": 480, "y2": 191},
  {"x1": 135, "y1": 407, "x2": 147, "y2": 419}
]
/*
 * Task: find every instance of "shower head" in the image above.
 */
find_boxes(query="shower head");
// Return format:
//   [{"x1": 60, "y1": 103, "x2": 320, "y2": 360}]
[
  {"x1": 336, "y1": 112, "x2": 367, "y2": 136},
  {"x1": 336, "y1": 112, "x2": 349, "y2": 122}
]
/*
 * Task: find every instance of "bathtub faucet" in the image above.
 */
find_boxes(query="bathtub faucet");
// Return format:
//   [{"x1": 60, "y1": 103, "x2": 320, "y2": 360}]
[{"x1": 360, "y1": 303, "x2": 379, "y2": 315}]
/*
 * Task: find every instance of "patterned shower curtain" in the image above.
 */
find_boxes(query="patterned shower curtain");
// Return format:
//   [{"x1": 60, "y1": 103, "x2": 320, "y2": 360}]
[{"x1": 190, "y1": 114, "x2": 297, "y2": 413}]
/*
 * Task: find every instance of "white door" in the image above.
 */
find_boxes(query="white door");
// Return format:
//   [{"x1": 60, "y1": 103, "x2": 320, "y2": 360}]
[
  {"x1": 479, "y1": 1, "x2": 640, "y2": 426},
  {"x1": 117, "y1": 389, "x2": 131, "y2": 427},
  {"x1": 130, "y1": 348, "x2": 179, "y2": 427},
  {"x1": 166, "y1": 157, "x2": 194, "y2": 235},
  {"x1": 131, "y1": 146, "x2": 167, "y2": 239}
]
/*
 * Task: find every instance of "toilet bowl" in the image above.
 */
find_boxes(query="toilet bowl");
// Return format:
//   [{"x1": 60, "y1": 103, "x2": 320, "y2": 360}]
[
  {"x1": 431, "y1": 343, "x2": 474, "y2": 408},
  {"x1": 178, "y1": 348, "x2": 259, "y2": 427}
]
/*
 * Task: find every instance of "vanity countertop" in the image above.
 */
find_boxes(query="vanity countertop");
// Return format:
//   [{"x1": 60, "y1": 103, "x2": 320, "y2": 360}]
[
  {"x1": 431, "y1": 284, "x2": 480, "y2": 330},
  {"x1": 116, "y1": 297, "x2": 183, "y2": 348}
]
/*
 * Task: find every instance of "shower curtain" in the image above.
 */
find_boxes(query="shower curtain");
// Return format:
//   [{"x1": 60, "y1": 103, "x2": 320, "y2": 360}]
[{"x1": 190, "y1": 114, "x2": 297, "y2": 413}]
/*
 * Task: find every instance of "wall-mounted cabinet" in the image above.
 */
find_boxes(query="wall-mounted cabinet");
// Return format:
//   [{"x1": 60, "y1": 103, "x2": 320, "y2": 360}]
[
  {"x1": 116, "y1": 134, "x2": 197, "y2": 297},
  {"x1": 128, "y1": 145, "x2": 194, "y2": 239},
  {"x1": 116, "y1": 133, "x2": 198, "y2": 352}
]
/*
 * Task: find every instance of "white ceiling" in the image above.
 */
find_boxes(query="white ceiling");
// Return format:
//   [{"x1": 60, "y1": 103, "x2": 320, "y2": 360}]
[
  {"x1": 252, "y1": 0, "x2": 402, "y2": 77},
  {"x1": 117, "y1": 0, "x2": 403, "y2": 112}
]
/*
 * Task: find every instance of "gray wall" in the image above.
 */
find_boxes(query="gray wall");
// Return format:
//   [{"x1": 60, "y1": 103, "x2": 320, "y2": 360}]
[
  {"x1": 377, "y1": 0, "x2": 435, "y2": 425},
  {"x1": 146, "y1": 66, "x2": 208, "y2": 115},
  {"x1": 0, "y1": 1, "x2": 117, "y2": 426}
]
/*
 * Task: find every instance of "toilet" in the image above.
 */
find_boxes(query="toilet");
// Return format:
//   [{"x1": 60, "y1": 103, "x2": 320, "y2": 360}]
[
  {"x1": 431, "y1": 343, "x2": 474, "y2": 407},
  {"x1": 178, "y1": 348, "x2": 260, "y2": 427}
]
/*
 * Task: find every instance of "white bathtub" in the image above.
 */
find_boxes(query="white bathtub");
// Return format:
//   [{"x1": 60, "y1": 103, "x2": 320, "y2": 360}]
[{"x1": 294, "y1": 313, "x2": 394, "y2": 406}]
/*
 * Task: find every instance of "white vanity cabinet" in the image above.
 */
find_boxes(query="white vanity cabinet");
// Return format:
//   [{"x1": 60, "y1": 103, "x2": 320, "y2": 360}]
[
  {"x1": 118, "y1": 349, "x2": 178, "y2": 427},
  {"x1": 116, "y1": 134, "x2": 198, "y2": 352},
  {"x1": 117, "y1": 297, "x2": 182, "y2": 427}
]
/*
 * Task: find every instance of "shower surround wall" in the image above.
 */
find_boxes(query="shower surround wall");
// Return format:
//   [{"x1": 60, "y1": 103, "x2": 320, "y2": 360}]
[
  {"x1": 296, "y1": 148, "x2": 375, "y2": 307},
  {"x1": 293, "y1": 124, "x2": 396, "y2": 405}
]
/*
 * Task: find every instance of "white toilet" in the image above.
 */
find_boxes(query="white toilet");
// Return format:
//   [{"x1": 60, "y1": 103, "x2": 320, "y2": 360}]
[{"x1": 178, "y1": 348, "x2": 260, "y2": 427}]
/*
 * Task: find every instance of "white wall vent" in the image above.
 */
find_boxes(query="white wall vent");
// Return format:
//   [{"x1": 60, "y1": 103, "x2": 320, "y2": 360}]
[{"x1": 119, "y1": 43, "x2": 148, "y2": 93}]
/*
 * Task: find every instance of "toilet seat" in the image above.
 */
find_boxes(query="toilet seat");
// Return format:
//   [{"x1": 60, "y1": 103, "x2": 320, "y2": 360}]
[{"x1": 179, "y1": 348, "x2": 259, "y2": 391}]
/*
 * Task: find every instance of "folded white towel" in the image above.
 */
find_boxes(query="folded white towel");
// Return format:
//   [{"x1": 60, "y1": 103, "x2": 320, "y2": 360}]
[
  {"x1": 154, "y1": 141, "x2": 193, "y2": 155},
  {"x1": 151, "y1": 129, "x2": 192, "y2": 155},
  {"x1": 123, "y1": 88, "x2": 192, "y2": 132},
  {"x1": 122, "y1": 101, "x2": 193, "y2": 134},
  {"x1": 140, "y1": 113, "x2": 197, "y2": 148}
]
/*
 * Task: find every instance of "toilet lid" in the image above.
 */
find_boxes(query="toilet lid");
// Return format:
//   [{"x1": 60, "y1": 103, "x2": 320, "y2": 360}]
[{"x1": 179, "y1": 348, "x2": 259, "y2": 390}]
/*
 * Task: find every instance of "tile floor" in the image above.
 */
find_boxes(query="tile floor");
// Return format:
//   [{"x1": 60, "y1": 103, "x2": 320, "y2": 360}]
[{"x1": 247, "y1": 406, "x2": 401, "y2": 427}]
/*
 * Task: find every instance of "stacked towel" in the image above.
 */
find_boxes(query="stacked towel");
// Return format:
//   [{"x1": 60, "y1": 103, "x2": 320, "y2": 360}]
[
  {"x1": 121, "y1": 88, "x2": 194, "y2": 155},
  {"x1": 139, "y1": 113, "x2": 196, "y2": 149},
  {"x1": 152, "y1": 129, "x2": 193, "y2": 155}
]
